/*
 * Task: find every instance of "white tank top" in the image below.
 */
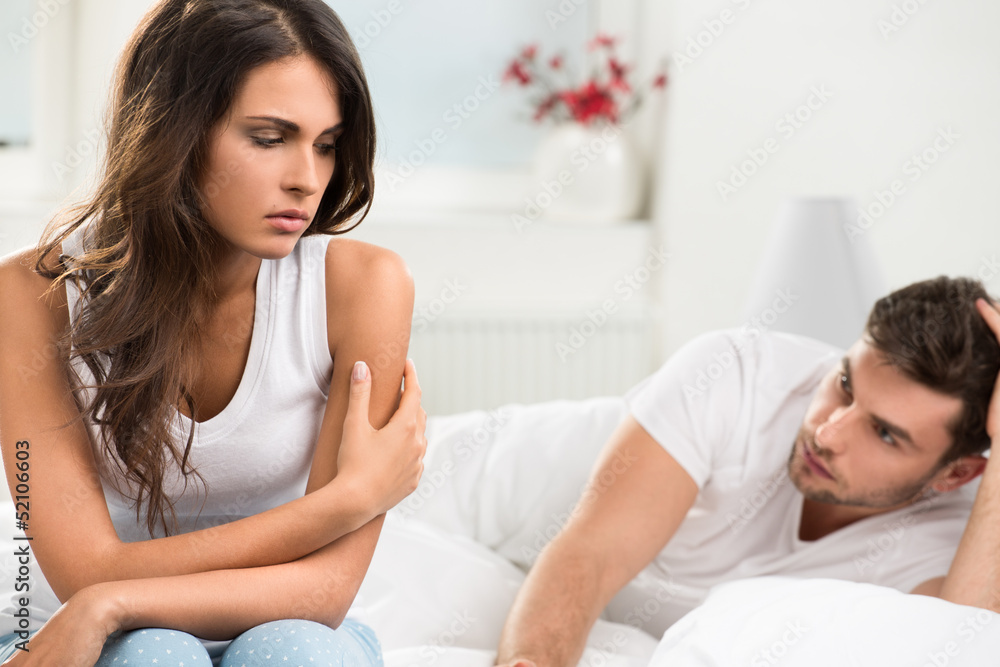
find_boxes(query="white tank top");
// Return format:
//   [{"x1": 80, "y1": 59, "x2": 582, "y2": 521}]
[
  {"x1": 62, "y1": 221, "x2": 335, "y2": 541},
  {"x1": 8, "y1": 221, "x2": 341, "y2": 638}
]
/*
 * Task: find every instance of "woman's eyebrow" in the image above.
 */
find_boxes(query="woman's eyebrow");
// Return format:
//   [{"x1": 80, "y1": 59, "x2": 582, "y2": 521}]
[{"x1": 244, "y1": 115, "x2": 343, "y2": 136}]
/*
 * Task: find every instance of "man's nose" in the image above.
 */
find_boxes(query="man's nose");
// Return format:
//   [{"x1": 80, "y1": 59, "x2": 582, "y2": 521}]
[{"x1": 815, "y1": 405, "x2": 853, "y2": 453}]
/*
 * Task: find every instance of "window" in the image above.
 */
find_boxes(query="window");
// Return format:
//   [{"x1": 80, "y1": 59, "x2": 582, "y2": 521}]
[
  {"x1": 333, "y1": 0, "x2": 593, "y2": 170},
  {"x1": 0, "y1": 0, "x2": 644, "y2": 208},
  {"x1": 0, "y1": 0, "x2": 35, "y2": 147},
  {"x1": 329, "y1": 0, "x2": 643, "y2": 214},
  {"x1": 0, "y1": 0, "x2": 75, "y2": 203}
]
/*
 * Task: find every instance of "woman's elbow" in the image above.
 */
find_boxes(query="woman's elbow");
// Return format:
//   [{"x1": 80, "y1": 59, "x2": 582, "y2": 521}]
[
  {"x1": 293, "y1": 567, "x2": 363, "y2": 630},
  {"x1": 44, "y1": 540, "x2": 125, "y2": 604}
]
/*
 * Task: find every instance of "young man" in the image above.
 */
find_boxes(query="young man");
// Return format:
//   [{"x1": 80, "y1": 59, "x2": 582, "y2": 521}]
[{"x1": 494, "y1": 276, "x2": 1000, "y2": 667}]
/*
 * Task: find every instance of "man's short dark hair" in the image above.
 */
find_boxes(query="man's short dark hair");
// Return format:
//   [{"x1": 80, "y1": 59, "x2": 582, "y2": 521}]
[{"x1": 864, "y1": 275, "x2": 999, "y2": 465}]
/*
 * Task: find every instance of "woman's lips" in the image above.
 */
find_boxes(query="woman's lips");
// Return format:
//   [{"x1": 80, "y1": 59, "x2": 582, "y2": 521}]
[
  {"x1": 266, "y1": 215, "x2": 306, "y2": 232},
  {"x1": 802, "y1": 439, "x2": 834, "y2": 480}
]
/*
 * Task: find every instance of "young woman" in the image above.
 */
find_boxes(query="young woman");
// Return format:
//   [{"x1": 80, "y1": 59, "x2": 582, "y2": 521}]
[{"x1": 0, "y1": 0, "x2": 426, "y2": 664}]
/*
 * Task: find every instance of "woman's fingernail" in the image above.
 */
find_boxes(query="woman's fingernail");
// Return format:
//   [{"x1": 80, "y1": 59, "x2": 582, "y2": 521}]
[{"x1": 353, "y1": 360, "x2": 369, "y2": 381}]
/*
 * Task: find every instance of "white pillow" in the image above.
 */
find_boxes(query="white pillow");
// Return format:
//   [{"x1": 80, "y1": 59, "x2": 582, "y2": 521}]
[{"x1": 651, "y1": 576, "x2": 1000, "y2": 666}]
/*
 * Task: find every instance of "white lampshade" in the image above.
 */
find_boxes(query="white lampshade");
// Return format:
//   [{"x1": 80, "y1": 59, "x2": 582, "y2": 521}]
[{"x1": 742, "y1": 198, "x2": 887, "y2": 350}]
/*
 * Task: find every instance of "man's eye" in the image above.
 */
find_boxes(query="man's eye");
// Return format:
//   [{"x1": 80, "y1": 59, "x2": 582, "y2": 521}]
[{"x1": 876, "y1": 425, "x2": 896, "y2": 446}]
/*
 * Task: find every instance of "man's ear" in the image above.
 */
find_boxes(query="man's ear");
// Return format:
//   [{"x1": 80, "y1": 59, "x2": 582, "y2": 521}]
[{"x1": 929, "y1": 454, "x2": 989, "y2": 493}]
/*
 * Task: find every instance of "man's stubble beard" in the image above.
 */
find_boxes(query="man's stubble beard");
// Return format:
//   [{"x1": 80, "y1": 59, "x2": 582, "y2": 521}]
[{"x1": 785, "y1": 433, "x2": 940, "y2": 509}]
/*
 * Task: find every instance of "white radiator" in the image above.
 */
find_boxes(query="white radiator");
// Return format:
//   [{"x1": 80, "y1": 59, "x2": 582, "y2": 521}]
[{"x1": 409, "y1": 307, "x2": 660, "y2": 416}]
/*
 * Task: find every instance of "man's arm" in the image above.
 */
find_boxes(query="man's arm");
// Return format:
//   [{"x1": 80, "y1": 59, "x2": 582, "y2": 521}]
[
  {"x1": 913, "y1": 297, "x2": 1000, "y2": 611},
  {"x1": 495, "y1": 415, "x2": 699, "y2": 667},
  {"x1": 918, "y1": 441, "x2": 1000, "y2": 611}
]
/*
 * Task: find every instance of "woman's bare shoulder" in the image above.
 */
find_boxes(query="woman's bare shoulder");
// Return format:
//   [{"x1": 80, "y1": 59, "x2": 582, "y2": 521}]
[
  {"x1": 322, "y1": 236, "x2": 413, "y2": 300},
  {"x1": 0, "y1": 244, "x2": 69, "y2": 328},
  {"x1": 320, "y1": 236, "x2": 414, "y2": 351}
]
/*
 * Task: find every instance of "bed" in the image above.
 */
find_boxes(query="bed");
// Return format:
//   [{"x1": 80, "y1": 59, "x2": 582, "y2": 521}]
[
  {"x1": 3, "y1": 396, "x2": 999, "y2": 665},
  {"x1": 359, "y1": 397, "x2": 1000, "y2": 666}
]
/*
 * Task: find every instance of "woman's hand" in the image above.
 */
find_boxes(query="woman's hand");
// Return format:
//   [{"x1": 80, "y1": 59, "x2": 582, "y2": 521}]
[
  {"x1": 2, "y1": 585, "x2": 121, "y2": 667},
  {"x1": 333, "y1": 358, "x2": 427, "y2": 517}
]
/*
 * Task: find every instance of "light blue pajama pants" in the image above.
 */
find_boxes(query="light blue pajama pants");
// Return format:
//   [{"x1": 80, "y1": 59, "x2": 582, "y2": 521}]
[{"x1": 0, "y1": 618, "x2": 381, "y2": 666}]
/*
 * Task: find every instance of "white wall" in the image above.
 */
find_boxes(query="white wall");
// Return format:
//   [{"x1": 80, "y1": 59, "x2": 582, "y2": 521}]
[
  {"x1": 648, "y1": 0, "x2": 1000, "y2": 355},
  {"x1": 4, "y1": 0, "x2": 999, "y2": 362}
]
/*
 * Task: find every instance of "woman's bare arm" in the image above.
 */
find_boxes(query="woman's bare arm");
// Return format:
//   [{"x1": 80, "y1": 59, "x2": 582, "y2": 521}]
[
  {"x1": 3, "y1": 355, "x2": 412, "y2": 666},
  {"x1": 7, "y1": 514, "x2": 388, "y2": 667},
  {"x1": 0, "y1": 241, "x2": 418, "y2": 602},
  {"x1": 104, "y1": 285, "x2": 422, "y2": 637}
]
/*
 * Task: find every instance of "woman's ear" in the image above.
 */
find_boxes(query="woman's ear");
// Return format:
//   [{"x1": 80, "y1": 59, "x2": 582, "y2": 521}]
[{"x1": 930, "y1": 454, "x2": 989, "y2": 493}]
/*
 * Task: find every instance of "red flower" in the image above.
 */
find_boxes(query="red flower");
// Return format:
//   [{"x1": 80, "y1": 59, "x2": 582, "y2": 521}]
[
  {"x1": 503, "y1": 60, "x2": 532, "y2": 86},
  {"x1": 608, "y1": 57, "x2": 631, "y2": 93},
  {"x1": 588, "y1": 33, "x2": 617, "y2": 50},
  {"x1": 561, "y1": 80, "x2": 619, "y2": 125},
  {"x1": 533, "y1": 93, "x2": 561, "y2": 122},
  {"x1": 501, "y1": 33, "x2": 665, "y2": 125}
]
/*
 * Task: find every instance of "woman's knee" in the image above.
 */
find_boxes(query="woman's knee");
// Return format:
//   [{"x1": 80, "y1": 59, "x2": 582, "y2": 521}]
[
  {"x1": 221, "y1": 619, "x2": 383, "y2": 667},
  {"x1": 96, "y1": 628, "x2": 213, "y2": 666}
]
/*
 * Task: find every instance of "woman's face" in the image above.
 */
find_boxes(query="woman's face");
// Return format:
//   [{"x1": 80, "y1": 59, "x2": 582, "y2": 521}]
[{"x1": 197, "y1": 54, "x2": 343, "y2": 261}]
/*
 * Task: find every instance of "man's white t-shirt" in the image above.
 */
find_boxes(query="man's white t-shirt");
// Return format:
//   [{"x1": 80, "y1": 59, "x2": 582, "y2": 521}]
[{"x1": 601, "y1": 328, "x2": 978, "y2": 637}]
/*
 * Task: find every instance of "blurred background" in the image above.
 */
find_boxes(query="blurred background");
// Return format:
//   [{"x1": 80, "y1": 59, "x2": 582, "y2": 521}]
[{"x1": 1, "y1": 0, "x2": 998, "y2": 416}]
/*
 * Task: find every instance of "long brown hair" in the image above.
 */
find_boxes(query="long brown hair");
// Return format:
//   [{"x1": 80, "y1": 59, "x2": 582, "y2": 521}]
[
  {"x1": 33, "y1": 0, "x2": 376, "y2": 537},
  {"x1": 864, "y1": 276, "x2": 1000, "y2": 465}
]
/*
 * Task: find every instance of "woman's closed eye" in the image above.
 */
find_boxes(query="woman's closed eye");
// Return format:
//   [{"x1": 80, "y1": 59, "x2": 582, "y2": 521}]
[{"x1": 251, "y1": 136, "x2": 336, "y2": 155}]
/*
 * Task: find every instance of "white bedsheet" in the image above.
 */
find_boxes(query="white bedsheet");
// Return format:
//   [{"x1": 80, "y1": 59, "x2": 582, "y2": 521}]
[
  {"x1": 357, "y1": 518, "x2": 1000, "y2": 667},
  {"x1": 358, "y1": 517, "x2": 658, "y2": 667}
]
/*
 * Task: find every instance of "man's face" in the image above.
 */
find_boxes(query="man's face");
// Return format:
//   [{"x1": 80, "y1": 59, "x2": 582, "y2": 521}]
[{"x1": 788, "y1": 336, "x2": 965, "y2": 509}]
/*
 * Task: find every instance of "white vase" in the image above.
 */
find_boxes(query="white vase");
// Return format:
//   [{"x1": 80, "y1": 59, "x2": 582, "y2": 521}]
[{"x1": 529, "y1": 121, "x2": 644, "y2": 222}]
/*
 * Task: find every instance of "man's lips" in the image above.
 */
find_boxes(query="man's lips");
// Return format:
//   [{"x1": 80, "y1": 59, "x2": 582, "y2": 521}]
[{"x1": 802, "y1": 439, "x2": 834, "y2": 480}]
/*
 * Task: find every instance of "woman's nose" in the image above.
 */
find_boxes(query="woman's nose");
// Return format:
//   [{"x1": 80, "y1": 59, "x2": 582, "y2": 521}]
[{"x1": 284, "y1": 146, "x2": 321, "y2": 196}]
